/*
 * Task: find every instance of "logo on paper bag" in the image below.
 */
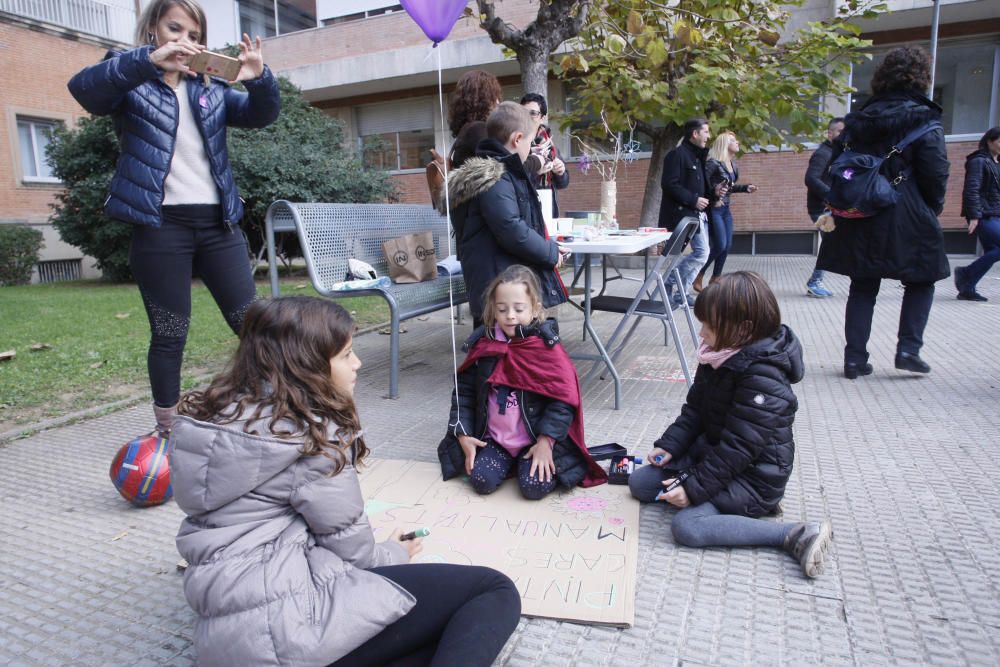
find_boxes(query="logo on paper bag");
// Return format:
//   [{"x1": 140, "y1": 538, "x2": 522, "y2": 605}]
[
  {"x1": 415, "y1": 245, "x2": 436, "y2": 261},
  {"x1": 392, "y1": 250, "x2": 409, "y2": 266}
]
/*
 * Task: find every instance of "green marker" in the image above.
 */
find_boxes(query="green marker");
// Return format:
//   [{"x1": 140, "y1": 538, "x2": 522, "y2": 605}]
[{"x1": 400, "y1": 528, "x2": 430, "y2": 541}]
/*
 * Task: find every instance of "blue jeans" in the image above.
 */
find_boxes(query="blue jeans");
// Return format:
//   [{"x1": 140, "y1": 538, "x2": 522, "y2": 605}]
[
  {"x1": 962, "y1": 216, "x2": 1000, "y2": 289},
  {"x1": 628, "y1": 464, "x2": 791, "y2": 548},
  {"x1": 702, "y1": 205, "x2": 733, "y2": 278},
  {"x1": 665, "y1": 215, "x2": 709, "y2": 296}
]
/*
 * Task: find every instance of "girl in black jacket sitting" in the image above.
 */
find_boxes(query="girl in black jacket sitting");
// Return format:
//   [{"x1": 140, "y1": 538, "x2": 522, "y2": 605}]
[{"x1": 629, "y1": 272, "x2": 833, "y2": 578}]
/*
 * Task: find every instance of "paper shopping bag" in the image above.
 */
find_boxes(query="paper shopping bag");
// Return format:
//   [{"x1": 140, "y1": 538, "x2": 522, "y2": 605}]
[{"x1": 382, "y1": 231, "x2": 437, "y2": 283}]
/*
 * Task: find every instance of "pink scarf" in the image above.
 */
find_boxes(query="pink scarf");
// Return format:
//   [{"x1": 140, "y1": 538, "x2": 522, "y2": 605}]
[{"x1": 697, "y1": 342, "x2": 741, "y2": 369}]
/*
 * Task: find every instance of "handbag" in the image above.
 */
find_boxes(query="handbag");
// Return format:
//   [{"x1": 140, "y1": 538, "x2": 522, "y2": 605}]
[{"x1": 382, "y1": 231, "x2": 437, "y2": 283}]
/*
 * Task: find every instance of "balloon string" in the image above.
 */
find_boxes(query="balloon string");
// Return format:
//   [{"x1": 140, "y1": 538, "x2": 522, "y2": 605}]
[{"x1": 438, "y1": 43, "x2": 465, "y2": 436}]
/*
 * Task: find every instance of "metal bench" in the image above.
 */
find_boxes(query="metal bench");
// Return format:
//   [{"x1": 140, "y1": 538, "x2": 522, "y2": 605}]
[{"x1": 264, "y1": 201, "x2": 467, "y2": 398}]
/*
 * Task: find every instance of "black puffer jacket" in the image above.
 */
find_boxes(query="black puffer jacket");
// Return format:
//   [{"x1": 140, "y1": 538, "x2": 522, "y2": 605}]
[
  {"x1": 658, "y1": 139, "x2": 712, "y2": 231},
  {"x1": 961, "y1": 149, "x2": 1000, "y2": 221},
  {"x1": 817, "y1": 92, "x2": 950, "y2": 283},
  {"x1": 437, "y1": 320, "x2": 589, "y2": 489},
  {"x1": 804, "y1": 140, "x2": 835, "y2": 217},
  {"x1": 447, "y1": 138, "x2": 566, "y2": 317},
  {"x1": 655, "y1": 325, "x2": 804, "y2": 517}
]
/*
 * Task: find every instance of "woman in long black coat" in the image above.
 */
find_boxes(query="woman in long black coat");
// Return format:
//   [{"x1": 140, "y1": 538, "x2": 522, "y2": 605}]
[{"x1": 817, "y1": 47, "x2": 950, "y2": 379}]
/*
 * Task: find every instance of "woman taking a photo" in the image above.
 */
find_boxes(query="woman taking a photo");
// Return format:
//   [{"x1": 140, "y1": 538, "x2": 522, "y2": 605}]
[
  {"x1": 68, "y1": 0, "x2": 281, "y2": 437},
  {"x1": 954, "y1": 126, "x2": 1000, "y2": 302},
  {"x1": 696, "y1": 131, "x2": 756, "y2": 292}
]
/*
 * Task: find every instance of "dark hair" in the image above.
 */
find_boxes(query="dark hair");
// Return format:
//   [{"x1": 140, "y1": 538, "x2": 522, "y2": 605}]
[
  {"x1": 693, "y1": 271, "x2": 781, "y2": 350},
  {"x1": 683, "y1": 118, "x2": 709, "y2": 142},
  {"x1": 448, "y1": 70, "x2": 503, "y2": 137},
  {"x1": 870, "y1": 46, "x2": 932, "y2": 96},
  {"x1": 179, "y1": 297, "x2": 367, "y2": 473},
  {"x1": 828, "y1": 117, "x2": 845, "y2": 128},
  {"x1": 520, "y1": 92, "x2": 548, "y2": 117},
  {"x1": 979, "y1": 126, "x2": 1000, "y2": 152},
  {"x1": 481, "y1": 265, "x2": 544, "y2": 333}
]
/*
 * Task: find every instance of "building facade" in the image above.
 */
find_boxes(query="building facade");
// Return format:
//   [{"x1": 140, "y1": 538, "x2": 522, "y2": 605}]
[{"x1": 1, "y1": 0, "x2": 997, "y2": 282}]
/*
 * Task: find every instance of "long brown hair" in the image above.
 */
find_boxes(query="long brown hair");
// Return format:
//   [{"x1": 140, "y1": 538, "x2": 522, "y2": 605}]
[
  {"x1": 448, "y1": 70, "x2": 502, "y2": 137},
  {"x1": 179, "y1": 297, "x2": 367, "y2": 472},
  {"x1": 135, "y1": 0, "x2": 208, "y2": 47},
  {"x1": 694, "y1": 271, "x2": 781, "y2": 350}
]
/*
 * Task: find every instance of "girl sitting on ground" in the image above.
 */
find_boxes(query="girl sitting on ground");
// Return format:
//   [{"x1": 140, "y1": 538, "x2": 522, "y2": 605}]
[
  {"x1": 438, "y1": 265, "x2": 606, "y2": 499},
  {"x1": 629, "y1": 272, "x2": 834, "y2": 578},
  {"x1": 169, "y1": 296, "x2": 520, "y2": 667}
]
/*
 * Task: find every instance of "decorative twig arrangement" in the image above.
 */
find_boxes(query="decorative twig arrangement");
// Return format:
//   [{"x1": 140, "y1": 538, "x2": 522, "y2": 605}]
[{"x1": 572, "y1": 109, "x2": 636, "y2": 182}]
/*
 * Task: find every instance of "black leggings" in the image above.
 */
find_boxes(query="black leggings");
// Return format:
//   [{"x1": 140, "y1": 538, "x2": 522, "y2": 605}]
[
  {"x1": 333, "y1": 564, "x2": 521, "y2": 667},
  {"x1": 129, "y1": 205, "x2": 256, "y2": 407}
]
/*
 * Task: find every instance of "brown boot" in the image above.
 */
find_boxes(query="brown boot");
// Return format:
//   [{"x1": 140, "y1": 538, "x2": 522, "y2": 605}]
[
  {"x1": 153, "y1": 403, "x2": 177, "y2": 439},
  {"x1": 692, "y1": 273, "x2": 704, "y2": 293}
]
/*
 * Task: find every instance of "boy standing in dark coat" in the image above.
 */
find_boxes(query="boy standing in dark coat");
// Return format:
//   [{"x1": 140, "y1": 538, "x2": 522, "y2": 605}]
[
  {"x1": 446, "y1": 102, "x2": 570, "y2": 323},
  {"x1": 803, "y1": 117, "x2": 844, "y2": 298}
]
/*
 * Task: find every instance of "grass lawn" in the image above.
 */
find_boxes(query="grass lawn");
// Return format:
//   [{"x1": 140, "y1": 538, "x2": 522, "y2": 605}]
[{"x1": 0, "y1": 277, "x2": 388, "y2": 431}]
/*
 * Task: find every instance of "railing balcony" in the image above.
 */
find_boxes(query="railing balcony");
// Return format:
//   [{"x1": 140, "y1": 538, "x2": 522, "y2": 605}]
[{"x1": 0, "y1": 0, "x2": 136, "y2": 44}]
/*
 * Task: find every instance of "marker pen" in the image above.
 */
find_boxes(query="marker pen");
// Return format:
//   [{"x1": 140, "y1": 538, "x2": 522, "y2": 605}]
[
  {"x1": 400, "y1": 528, "x2": 430, "y2": 541},
  {"x1": 655, "y1": 472, "x2": 689, "y2": 501}
]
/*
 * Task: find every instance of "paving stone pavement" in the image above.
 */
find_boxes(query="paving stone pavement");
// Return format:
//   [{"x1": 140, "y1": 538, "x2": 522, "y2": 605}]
[{"x1": 2, "y1": 255, "x2": 999, "y2": 666}]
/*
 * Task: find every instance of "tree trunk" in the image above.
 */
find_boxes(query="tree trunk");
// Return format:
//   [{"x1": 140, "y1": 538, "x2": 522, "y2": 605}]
[
  {"x1": 639, "y1": 127, "x2": 682, "y2": 228},
  {"x1": 518, "y1": 50, "x2": 550, "y2": 99}
]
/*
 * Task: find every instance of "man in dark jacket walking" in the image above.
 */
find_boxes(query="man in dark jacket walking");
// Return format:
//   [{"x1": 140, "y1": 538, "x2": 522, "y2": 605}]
[
  {"x1": 803, "y1": 117, "x2": 844, "y2": 297},
  {"x1": 659, "y1": 118, "x2": 715, "y2": 307}
]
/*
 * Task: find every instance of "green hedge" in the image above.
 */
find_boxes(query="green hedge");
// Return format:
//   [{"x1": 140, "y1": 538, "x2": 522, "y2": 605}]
[{"x1": 0, "y1": 225, "x2": 44, "y2": 286}]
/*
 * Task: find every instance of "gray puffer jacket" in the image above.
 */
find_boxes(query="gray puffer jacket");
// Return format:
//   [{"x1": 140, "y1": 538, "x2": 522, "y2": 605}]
[{"x1": 169, "y1": 411, "x2": 415, "y2": 667}]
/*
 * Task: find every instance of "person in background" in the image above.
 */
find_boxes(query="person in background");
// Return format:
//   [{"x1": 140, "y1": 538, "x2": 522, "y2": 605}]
[
  {"x1": 954, "y1": 126, "x2": 1000, "y2": 302},
  {"x1": 446, "y1": 102, "x2": 570, "y2": 325},
  {"x1": 659, "y1": 118, "x2": 722, "y2": 308},
  {"x1": 817, "y1": 46, "x2": 950, "y2": 379},
  {"x1": 803, "y1": 117, "x2": 845, "y2": 298},
  {"x1": 520, "y1": 93, "x2": 569, "y2": 218},
  {"x1": 67, "y1": 0, "x2": 281, "y2": 438},
  {"x1": 696, "y1": 131, "x2": 757, "y2": 291}
]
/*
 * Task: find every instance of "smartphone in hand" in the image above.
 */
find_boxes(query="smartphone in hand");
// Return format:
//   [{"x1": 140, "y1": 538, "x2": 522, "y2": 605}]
[{"x1": 188, "y1": 51, "x2": 241, "y2": 80}]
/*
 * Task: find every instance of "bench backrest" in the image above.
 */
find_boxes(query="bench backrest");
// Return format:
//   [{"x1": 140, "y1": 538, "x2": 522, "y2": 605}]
[{"x1": 268, "y1": 202, "x2": 456, "y2": 291}]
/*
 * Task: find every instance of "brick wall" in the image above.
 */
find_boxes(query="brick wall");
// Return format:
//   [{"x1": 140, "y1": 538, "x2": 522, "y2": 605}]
[
  {"x1": 0, "y1": 20, "x2": 108, "y2": 225},
  {"x1": 389, "y1": 142, "x2": 975, "y2": 233}
]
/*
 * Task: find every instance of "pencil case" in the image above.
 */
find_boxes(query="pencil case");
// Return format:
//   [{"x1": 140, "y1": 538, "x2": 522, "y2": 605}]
[
  {"x1": 608, "y1": 454, "x2": 641, "y2": 485},
  {"x1": 587, "y1": 443, "x2": 626, "y2": 461}
]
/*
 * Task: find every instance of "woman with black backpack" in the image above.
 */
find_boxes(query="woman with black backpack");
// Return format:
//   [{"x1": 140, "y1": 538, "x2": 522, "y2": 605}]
[{"x1": 817, "y1": 46, "x2": 950, "y2": 379}]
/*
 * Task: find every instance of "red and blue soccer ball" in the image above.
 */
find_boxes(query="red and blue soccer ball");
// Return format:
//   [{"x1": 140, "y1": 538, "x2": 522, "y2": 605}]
[{"x1": 109, "y1": 435, "x2": 173, "y2": 507}]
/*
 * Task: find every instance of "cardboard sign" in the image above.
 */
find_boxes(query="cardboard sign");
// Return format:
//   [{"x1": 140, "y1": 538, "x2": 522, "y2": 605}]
[{"x1": 360, "y1": 459, "x2": 639, "y2": 627}]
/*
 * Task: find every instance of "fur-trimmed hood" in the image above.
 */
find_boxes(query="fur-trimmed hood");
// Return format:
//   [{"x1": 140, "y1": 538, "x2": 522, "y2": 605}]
[{"x1": 446, "y1": 156, "x2": 507, "y2": 210}]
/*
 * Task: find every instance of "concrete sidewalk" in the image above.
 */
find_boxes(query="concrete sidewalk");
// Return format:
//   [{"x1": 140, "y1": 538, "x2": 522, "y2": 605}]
[{"x1": 2, "y1": 256, "x2": 999, "y2": 666}]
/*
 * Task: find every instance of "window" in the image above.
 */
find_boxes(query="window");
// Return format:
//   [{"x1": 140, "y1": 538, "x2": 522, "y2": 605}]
[
  {"x1": 357, "y1": 99, "x2": 435, "y2": 171},
  {"x1": 851, "y1": 40, "x2": 1000, "y2": 136},
  {"x1": 239, "y1": 0, "x2": 316, "y2": 38},
  {"x1": 16, "y1": 117, "x2": 61, "y2": 183}
]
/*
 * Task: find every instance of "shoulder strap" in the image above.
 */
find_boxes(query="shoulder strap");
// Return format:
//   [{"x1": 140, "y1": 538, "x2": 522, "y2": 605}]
[{"x1": 890, "y1": 120, "x2": 942, "y2": 156}]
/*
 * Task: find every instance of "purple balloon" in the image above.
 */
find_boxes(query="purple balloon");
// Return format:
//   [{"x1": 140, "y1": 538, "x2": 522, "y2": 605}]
[{"x1": 400, "y1": 0, "x2": 467, "y2": 45}]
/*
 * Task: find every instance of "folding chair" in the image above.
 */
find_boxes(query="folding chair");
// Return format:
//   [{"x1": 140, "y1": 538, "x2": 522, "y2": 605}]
[{"x1": 583, "y1": 217, "x2": 701, "y2": 386}]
